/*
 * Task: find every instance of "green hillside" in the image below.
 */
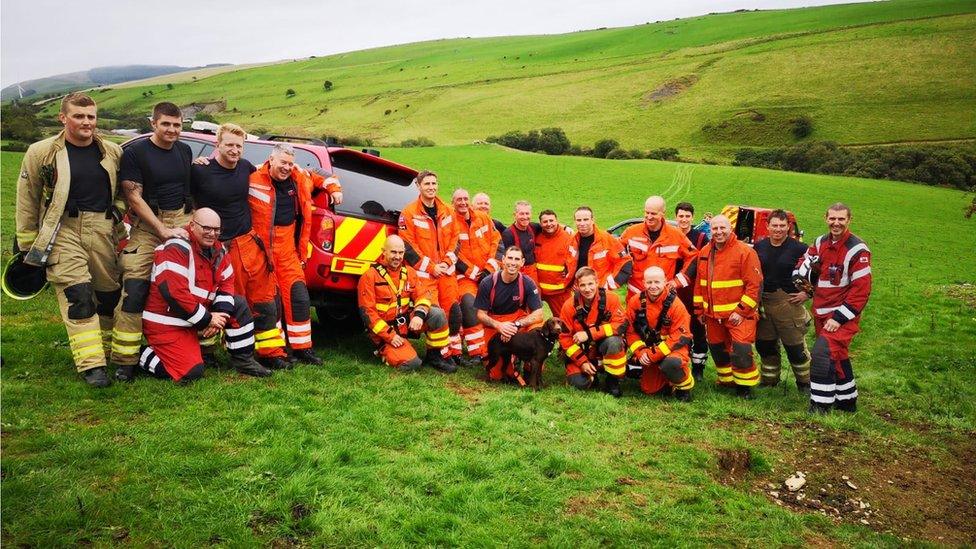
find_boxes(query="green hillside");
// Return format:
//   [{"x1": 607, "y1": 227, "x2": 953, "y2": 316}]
[
  {"x1": 77, "y1": 0, "x2": 976, "y2": 159},
  {"x1": 2, "y1": 145, "x2": 974, "y2": 545}
]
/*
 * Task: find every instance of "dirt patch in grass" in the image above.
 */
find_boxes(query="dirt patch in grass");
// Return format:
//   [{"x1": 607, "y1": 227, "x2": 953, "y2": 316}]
[
  {"x1": 942, "y1": 283, "x2": 976, "y2": 308},
  {"x1": 727, "y1": 419, "x2": 976, "y2": 545},
  {"x1": 445, "y1": 381, "x2": 483, "y2": 406},
  {"x1": 716, "y1": 448, "x2": 752, "y2": 482},
  {"x1": 642, "y1": 75, "x2": 699, "y2": 105}
]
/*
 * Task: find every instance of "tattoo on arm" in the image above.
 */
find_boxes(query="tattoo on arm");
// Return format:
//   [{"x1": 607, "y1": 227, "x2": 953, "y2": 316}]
[{"x1": 121, "y1": 180, "x2": 143, "y2": 200}]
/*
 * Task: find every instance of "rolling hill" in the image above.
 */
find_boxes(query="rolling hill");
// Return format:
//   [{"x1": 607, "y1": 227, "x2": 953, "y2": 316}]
[
  {"x1": 1, "y1": 64, "x2": 230, "y2": 102},
  {"x1": 75, "y1": 0, "x2": 976, "y2": 159}
]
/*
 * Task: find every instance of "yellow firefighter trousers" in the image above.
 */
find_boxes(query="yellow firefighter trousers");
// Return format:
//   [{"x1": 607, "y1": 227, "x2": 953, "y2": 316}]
[
  {"x1": 111, "y1": 209, "x2": 191, "y2": 366},
  {"x1": 45, "y1": 211, "x2": 121, "y2": 372}
]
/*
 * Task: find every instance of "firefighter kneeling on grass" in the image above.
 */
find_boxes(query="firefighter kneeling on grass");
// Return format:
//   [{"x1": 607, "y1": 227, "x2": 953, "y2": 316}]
[
  {"x1": 357, "y1": 235, "x2": 456, "y2": 372},
  {"x1": 625, "y1": 266, "x2": 695, "y2": 401},
  {"x1": 558, "y1": 266, "x2": 628, "y2": 397},
  {"x1": 139, "y1": 208, "x2": 269, "y2": 382}
]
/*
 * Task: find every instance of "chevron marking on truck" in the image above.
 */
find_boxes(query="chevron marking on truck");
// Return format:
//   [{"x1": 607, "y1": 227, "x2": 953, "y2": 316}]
[{"x1": 334, "y1": 218, "x2": 388, "y2": 261}]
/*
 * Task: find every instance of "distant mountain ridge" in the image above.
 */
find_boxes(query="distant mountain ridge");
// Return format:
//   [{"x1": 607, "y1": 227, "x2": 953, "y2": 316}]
[{"x1": 1, "y1": 64, "x2": 230, "y2": 102}]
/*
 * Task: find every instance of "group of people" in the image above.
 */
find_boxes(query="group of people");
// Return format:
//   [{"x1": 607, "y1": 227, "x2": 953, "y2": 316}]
[{"x1": 16, "y1": 94, "x2": 872, "y2": 414}]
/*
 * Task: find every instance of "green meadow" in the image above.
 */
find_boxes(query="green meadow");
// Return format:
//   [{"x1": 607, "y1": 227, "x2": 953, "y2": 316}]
[
  {"x1": 73, "y1": 0, "x2": 976, "y2": 159},
  {"x1": 2, "y1": 144, "x2": 974, "y2": 546}
]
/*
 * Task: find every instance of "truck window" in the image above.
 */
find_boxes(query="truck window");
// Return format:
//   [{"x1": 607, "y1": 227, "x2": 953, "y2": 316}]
[
  {"x1": 240, "y1": 142, "x2": 320, "y2": 169},
  {"x1": 329, "y1": 150, "x2": 417, "y2": 223}
]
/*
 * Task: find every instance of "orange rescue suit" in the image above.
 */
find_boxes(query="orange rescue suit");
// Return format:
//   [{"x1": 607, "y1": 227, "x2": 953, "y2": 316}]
[
  {"x1": 620, "y1": 222, "x2": 697, "y2": 298},
  {"x1": 679, "y1": 232, "x2": 762, "y2": 321},
  {"x1": 558, "y1": 290, "x2": 628, "y2": 377},
  {"x1": 574, "y1": 226, "x2": 631, "y2": 290},
  {"x1": 625, "y1": 291, "x2": 694, "y2": 394}
]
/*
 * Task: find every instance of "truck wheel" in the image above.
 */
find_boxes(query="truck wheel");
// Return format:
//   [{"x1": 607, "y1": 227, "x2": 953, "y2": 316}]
[{"x1": 314, "y1": 304, "x2": 363, "y2": 333}]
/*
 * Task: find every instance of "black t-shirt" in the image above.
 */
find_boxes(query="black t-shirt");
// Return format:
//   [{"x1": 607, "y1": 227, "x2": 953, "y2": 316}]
[
  {"x1": 502, "y1": 222, "x2": 541, "y2": 265},
  {"x1": 273, "y1": 176, "x2": 298, "y2": 226},
  {"x1": 423, "y1": 203, "x2": 438, "y2": 220},
  {"x1": 191, "y1": 159, "x2": 256, "y2": 241},
  {"x1": 65, "y1": 142, "x2": 110, "y2": 213},
  {"x1": 577, "y1": 234, "x2": 594, "y2": 268},
  {"x1": 474, "y1": 273, "x2": 542, "y2": 315},
  {"x1": 119, "y1": 138, "x2": 191, "y2": 211},
  {"x1": 492, "y1": 218, "x2": 507, "y2": 234},
  {"x1": 755, "y1": 237, "x2": 808, "y2": 293},
  {"x1": 686, "y1": 227, "x2": 709, "y2": 249}
]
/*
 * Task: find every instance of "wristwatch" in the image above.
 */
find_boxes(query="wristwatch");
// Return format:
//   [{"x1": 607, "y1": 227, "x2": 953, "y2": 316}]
[{"x1": 514, "y1": 320, "x2": 522, "y2": 329}]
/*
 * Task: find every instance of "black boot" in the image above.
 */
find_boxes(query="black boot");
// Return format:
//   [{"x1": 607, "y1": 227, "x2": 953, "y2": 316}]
[
  {"x1": 796, "y1": 381, "x2": 811, "y2": 396},
  {"x1": 808, "y1": 401, "x2": 831, "y2": 415},
  {"x1": 691, "y1": 364, "x2": 704, "y2": 382},
  {"x1": 674, "y1": 389, "x2": 692, "y2": 402},
  {"x1": 202, "y1": 353, "x2": 219, "y2": 371},
  {"x1": 230, "y1": 355, "x2": 273, "y2": 377},
  {"x1": 604, "y1": 375, "x2": 622, "y2": 398},
  {"x1": 424, "y1": 348, "x2": 457, "y2": 373},
  {"x1": 292, "y1": 349, "x2": 323, "y2": 365},
  {"x1": 260, "y1": 356, "x2": 293, "y2": 370},
  {"x1": 113, "y1": 364, "x2": 136, "y2": 383},
  {"x1": 83, "y1": 367, "x2": 111, "y2": 388},
  {"x1": 735, "y1": 385, "x2": 754, "y2": 400}
]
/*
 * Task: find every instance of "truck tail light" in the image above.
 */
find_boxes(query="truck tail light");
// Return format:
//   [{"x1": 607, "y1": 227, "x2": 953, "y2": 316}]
[{"x1": 318, "y1": 217, "x2": 335, "y2": 251}]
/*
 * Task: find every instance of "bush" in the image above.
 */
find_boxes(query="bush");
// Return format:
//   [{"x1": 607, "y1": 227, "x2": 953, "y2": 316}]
[
  {"x1": 400, "y1": 137, "x2": 435, "y2": 148},
  {"x1": 323, "y1": 80, "x2": 333, "y2": 91},
  {"x1": 606, "y1": 148, "x2": 630, "y2": 160},
  {"x1": 791, "y1": 115, "x2": 814, "y2": 139},
  {"x1": 195, "y1": 112, "x2": 216, "y2": 123},
  {"x1": 733, "y1": 141, "x2": 976, "y2": 190},
  {"x1": 0, "y1": 103, "x2": 41, "y2": 142},
  {"x1": 285, "y1": 89, "x2": 296, "y2": 98},
  {"x1": 1, "y1": 141, "x2": 29, "y2": 152},
  {"x1": 647, "y1": 147, "x2": 680, "y2": 161},
  {"x1": 592, "y1": 138, "x2": 619, "y2": 159},
  {"x1": 486, "y1": 127, "x2": 570, "y2": 155},
  {"x1": 166, "y1": 83, "x2": 174, "y2": 90}
]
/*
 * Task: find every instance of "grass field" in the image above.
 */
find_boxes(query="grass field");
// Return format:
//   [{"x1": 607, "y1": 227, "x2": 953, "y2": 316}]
[
  {"x1": 2, "y1": 145, "x2": 974, "y2": 546},
  {"x1": 69, "y1": 0, "x2": 976, "y2": 160}
]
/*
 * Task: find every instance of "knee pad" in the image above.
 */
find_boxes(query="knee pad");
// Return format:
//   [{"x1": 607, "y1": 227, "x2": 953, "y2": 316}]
[
  {"x1": 121, "y1": 279, "x2": 150, "y2": 313},
  {"x1": 289, "y1": 281, "x2": 311, "y2": 322},
  {"x1": 253, "y1": 301, "x2": 279, "y2": 330},
  {"x1": 64, "y1": 283, "x2": 96, "y2": 319},
  {"x1": 232, "y1": 295, "x2": 253, "y2": 324},
  {"x1": 567, "y1": 373, "x2": 593, "y2": 390},
  {"x1": 94, "y1": 289, "x2": 121, "y2": 316},
  {"x1": 708, "y1": 343, "x2": 730, "y2": 365},
  {"x1": 731, "y1": 342, "x2": 753, "y2": 369},
  {"x1": 754, "y1": 339, "x2": 779, "y2": 359},
  {"x1": 447, "y1": 303, "x2": 462, "y2": 333},
  {"x1": 810, "y1": 337, "x2": 832, "y2": 379},
  {"x1": 784, "y1": 343, "x2": 809, "y2": 365},
  {"x1": 659, "y1": 356, "x2": 685, "y2": 384},
  {"x1": 460, "y1": 294, "x2": 478, "y2": 328},
  {"x1": 182, "y1": 363, "x2": 205, "y2": 382},
  {"x1": 425, "y1": 307, "x2": 447, "y2": 330},
  {"x1": 599, "y1": 336, "x2": 625, "y2": 355}
]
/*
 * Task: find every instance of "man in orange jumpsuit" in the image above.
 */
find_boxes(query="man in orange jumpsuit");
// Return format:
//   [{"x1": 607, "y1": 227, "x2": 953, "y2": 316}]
[
  {"x1": 625, "y1": 266, "x2": 695, "y2": 401},
  {"x1": 534, "y1": 209, "x2": 577, "y2": 316},
  {"x1": 572, "y1": 206, "x2": 632, "y2": 291},
  {"x1": 358, "y1": 235, "x2": 456, "y2": 372},
  {"x1": 248, "y1": 144, "x2": 340, "y2": 366},
  {"x1": 452, "y1": 188, "x2": 502, "y2": 363},
  {"x1": 620, "y1": 196, "x2": 697, "y2": 301},
  {"x1": 398, "y1": 170, "x2": 463, "y2": 360},
  {"x1": 558, "y1": 266, "x2": 628, "y2": 397},
  {"x1": 679, "y1": 214, "x2": 763, "y2": 398},
  {"x1": 474, "y1": 246, "x2": 544, "y2": 383}
]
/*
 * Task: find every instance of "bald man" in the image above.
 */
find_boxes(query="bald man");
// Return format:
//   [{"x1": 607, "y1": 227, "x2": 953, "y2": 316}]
[
  {"x1": 357, "y1": 235, "x2": 457, "y2": 373},
  {"x1": 621, "y1": 196, "x2": 697, "y2": 302},
  {"x1": 137, "y1": 208, "x2": 272, "y2": 383},
  {"x1": 625, "y1": 266, "x2": 695, "y2": 400},
  {"x1": 679, "y1": 215, "x2": 763, "y2": 398}
]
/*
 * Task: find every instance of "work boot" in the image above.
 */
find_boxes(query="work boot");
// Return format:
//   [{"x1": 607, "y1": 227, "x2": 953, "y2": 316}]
[
  {"x1": 424, "y1": 349, "x2": 457, "y2": 373},
  {"x1": 691, "y1": 364, "x2": 704, "y2": 383},
  {"x1": 83, "y1": 367, "x2": 111, "y2": 388},
  {"x1": 674, "y1": 389, "x2": 692, "y2": 402},
  {"x1": 796, "y1": 381, "x2": 811, "y2": 395},
  {"x1": 399, "y1": 358, "x2": 423, "y2": 372},
  {"x1": 113, "y1": 364, "x2": 136, "y2": 383},
  {"x1": 604, "y1": 375, "x2": 622, "y2": 398},
  {"x1": 808, "y1": 401, "x2": 831, "y2": 415},
  {"x1": 260, "y1": 356, "x2": 293, "y2": 371},
  {"x1": 292, "y1": 349, "x2": 323, "y2": 366},
  {"x1": 202, "y1": 353, "x2": 219, "y2": 371},
  {"x1": 229, "y1": 355, "x2": 273, "y2": 377},
  {"x1": 455, "y1": 355, "x2": 482, "y2": 368},
  {"x1": 735, "y1": 385, "x2": 754, "y2": 400}
]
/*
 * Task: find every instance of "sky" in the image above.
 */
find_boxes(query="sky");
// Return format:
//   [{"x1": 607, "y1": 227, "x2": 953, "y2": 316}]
[{"x1": 1, "y1": 0, "x2": 866, "y2": 87}]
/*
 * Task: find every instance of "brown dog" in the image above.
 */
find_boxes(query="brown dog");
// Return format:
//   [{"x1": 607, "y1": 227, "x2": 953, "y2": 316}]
[{"x1": 486, "y1": 317, "x2": 565, "y2": 390}]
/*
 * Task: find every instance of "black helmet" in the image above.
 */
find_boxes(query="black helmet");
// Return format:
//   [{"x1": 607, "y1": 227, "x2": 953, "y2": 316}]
[{"x1": 2, "y1": 251, "x2": 48, "y2": 300}]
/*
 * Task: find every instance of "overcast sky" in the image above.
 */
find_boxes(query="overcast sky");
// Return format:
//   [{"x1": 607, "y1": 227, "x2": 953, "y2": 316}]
[{"x1": 2, "y1": 0, "x2": 865, "y2": 87}]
